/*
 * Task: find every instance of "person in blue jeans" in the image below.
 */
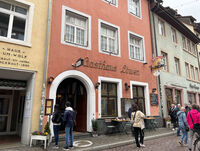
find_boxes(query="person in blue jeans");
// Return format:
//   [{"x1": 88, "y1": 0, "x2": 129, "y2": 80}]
[
  {"x1": 177, "y1": 107, "x2": 189, "y2": 147},
  {"x1": 52, "y1": 104, "x2": 62, "y2": 149},
  {"x1": 63, "y1": 101, "x2": 76, "y2": 151}
]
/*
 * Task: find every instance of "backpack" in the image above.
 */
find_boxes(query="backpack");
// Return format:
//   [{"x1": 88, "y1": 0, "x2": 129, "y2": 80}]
[{"x1": 52, "y1": 112, "x2": 62, "y2": 123}]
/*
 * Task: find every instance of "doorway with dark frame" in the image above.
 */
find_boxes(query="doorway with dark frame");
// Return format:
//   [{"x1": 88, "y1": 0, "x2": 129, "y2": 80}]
[
  {"x1": 0, "y1": 89, "x2": 26, "y2": 145},
  {"x1": 56, "y1": 78, "x2": 87, "y2": 132}
]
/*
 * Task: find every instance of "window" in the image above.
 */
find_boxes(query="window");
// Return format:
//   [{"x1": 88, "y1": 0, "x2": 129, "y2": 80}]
[
  {"x1": 190, "y1": 65, "x2": 195, "y2": 80},
  {"x1": 187, "y1": 39, "x2": 191, "y2": 52},
  {"x1": 161, "y1": 52, "x2": 168, "y2": 71},
  {"x1": 174, "y1": 58, "x2": 180, "y2": 75},
  {"x1": 129, "y1": 32, "x2": 144, "y2": 61},
  {"x1": 165, "y1": 88, "x2": 173, "y2": 113},
  {"x1": 128, "y1": 0, "x2": 141, "y2": 18},
  {"x1": 132, "y1": 85, "x2": 146, "y2": 114},
  {"x1": 171, "y1": 28, "x2": 177, "y2": 43},
  {"x1": 0, "y1": 0, "x2": 33, "y2": 45},
  {"x1": 188, "y1": 93, "x2": 196, "y2": 104},
  {"x1": 195, "y1": 67, "x2": 199, "y2": 81},
  {"x1": 182, "y1": 36, "x2": 187, "y2": 50},
  {"x1": 62, "y1": 6, "x2": 91, "y2": 49},
  {"x1": 185, "y1": 62, "x2": 190, "y2": 79},
  {"x1": 104, "y1": 0, "x2": 117, "y2": 6},
  {"x1": 175, "y1": 89, "x2": 182, "y2": 106},
  {"x1": 101, "y1": 82, "x2": 118, "y2": 117},
  {"x1": 191, "y1": 43, "x2": 196, "y2": 56},
  {"x1": 99, "y1": 20, "x2": 120, "y2": 56},
  {"x1": 158, "y1": 19, "x2": 165, "y2": 36}
]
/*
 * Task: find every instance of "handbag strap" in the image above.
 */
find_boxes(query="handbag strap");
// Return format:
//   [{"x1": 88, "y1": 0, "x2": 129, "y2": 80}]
[
  {"x1": 133, "y1": 111, "x2": 137, "y2": 121},
  {"x1": 189, "y1": 111, "x2": 195, "y2": 124}
]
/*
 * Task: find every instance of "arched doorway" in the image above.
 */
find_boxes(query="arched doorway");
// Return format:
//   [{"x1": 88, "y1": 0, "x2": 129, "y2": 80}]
[
  {"x1": 56, "y1": 78, "x2": 87, "y2": 132},
  {"x1": 49, "y1": 70, "x2": 96, "y2": 134}
]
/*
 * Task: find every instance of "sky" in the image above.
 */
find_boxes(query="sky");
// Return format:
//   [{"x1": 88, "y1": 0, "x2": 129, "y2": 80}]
[{"x1": 163, "y1": 0, "x2": 200, "y2": 22}]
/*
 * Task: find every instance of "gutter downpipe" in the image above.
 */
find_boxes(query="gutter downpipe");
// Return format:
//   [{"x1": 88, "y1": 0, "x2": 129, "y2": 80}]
[
  {"x1": 148, "y1": 0, "x2": 165, "y2": 125},
  {"x1": 39, "y1": 0, "x2": 52, "y2": 131}
]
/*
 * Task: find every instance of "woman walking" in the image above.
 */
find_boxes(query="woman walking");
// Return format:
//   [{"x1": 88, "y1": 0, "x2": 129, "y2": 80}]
[
  {"x1": 52, "y1": 104, "x2": 62, "y2": 149},
  {"x1": 177, "y1": 107, "x2": 188, "y2": 146},
  {"x1": 131, "y1": 105, "x2": 145, "y2": 148}
]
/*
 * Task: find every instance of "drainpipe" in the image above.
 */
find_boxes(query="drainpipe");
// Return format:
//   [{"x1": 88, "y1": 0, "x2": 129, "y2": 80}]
[
  {"x1": 39, "y1": 0, "x2": 52, "y2": 131},
  {"x1": 148, "y1": 1, "x2": 165, "y2": 124}
]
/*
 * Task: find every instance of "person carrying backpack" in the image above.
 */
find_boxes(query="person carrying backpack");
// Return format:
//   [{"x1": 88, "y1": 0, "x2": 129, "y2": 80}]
[
  {"x1": 186, "y1": 104, "x2": 200, "y2": 151},
  {"x1": 52, "y1": 104, "x2": 62, "y2": 149}
]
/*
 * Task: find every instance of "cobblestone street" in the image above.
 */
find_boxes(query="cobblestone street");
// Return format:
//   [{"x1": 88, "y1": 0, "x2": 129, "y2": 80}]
[{"x1": 103, "y1": 135, "x2": 189, "y2": 151}]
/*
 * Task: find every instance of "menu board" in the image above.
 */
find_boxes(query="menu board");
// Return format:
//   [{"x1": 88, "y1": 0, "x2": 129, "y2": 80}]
[{"x1": 150, "y1": 94, "x2": 158, "y2": 105}]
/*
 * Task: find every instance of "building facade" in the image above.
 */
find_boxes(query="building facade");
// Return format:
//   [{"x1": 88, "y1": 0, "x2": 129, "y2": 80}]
[
  {"x1": 0, "y1": 0, "x2": 49, "y2": 144},
  {"x1": 46, "y1": 0, "x2": 159, "y2": 135},
  {"x1": 150, "y1": 2, "x2": 200, "y2": 118}
]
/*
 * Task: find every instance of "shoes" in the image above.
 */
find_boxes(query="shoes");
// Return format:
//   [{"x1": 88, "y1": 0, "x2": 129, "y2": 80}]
[
  {"x1": 63, "y1": 147, "x2": 69, "y2": 151},
  {"x1": 183, "y1": 144, "x2": 188, "y2": 147},
  {"x1": 52, "y1": 145, "x2": 59, "y2": 149},
  {"x1": 140, "y1": 144, "x2": 145, "y2": 148},
  {"x1": 179, "y1": 141, "x2": 183, "y2": 146},
  {"x1": 69, "y1": 146, "x2": 74, "y2": 149},
  {"x1": 177, "y1": 134, "x2": 181, "y2": 136},
  {"x1": 172, "y1": 128, "x2": 175, "y2": 131}
]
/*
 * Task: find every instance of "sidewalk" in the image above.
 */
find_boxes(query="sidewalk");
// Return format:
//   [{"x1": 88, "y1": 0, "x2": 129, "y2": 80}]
[{"x1": 0, "y1": 128, "x2": 175, "y2": 151}]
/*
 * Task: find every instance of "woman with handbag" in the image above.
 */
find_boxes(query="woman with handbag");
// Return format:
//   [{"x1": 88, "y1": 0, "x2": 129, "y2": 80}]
[
  {"x1": 177, "y1": 107, "x2": 189, "y2": 147},
  {"x1": 131, "y1": 104, "x2": 145, "y2": 148}
]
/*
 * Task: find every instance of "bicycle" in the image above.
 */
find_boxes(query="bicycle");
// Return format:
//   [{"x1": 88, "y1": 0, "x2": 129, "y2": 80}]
[{"x1": 193, "y1": 132, "x2": 200, "y2": 151}]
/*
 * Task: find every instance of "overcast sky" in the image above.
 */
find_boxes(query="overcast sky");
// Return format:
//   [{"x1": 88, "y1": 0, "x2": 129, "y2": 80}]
[{"x1": 163, "y1": 0, "x2": 200, "y2": 22}]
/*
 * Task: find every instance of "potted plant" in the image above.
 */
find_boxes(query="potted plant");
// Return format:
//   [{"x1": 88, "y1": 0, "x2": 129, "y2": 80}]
[{"x1": 91, "y1": 119, "x2": 98, "y2": 137}]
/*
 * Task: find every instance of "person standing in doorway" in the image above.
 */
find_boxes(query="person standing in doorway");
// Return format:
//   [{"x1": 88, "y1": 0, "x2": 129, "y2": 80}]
[
  {"x1": 169, "y1": 104, "x2": 177, "y2": 131},
  {"x1": 52, "y1": 104, "x2": 62, "y2": 149},
  {"x1": 63, "y1": 101, "x2": 76, "y2": 151},
  {"x1": 131, "y1": 104, "x2": 146, "y2": 148}
]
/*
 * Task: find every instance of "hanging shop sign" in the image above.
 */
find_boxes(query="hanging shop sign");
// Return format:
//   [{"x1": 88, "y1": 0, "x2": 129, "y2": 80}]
[{"x1": 151, "y1": 56, "x2": 165, "y2": 71}]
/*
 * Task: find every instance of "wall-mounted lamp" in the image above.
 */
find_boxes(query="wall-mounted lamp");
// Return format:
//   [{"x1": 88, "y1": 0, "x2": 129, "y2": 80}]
[
  {"x1": 143, "y1": 62, "x2": 148, "y2": 65},
  {"x1": 95, "y1": 82, "x2": 100, "y2": 89},
  {"x1": 152, "y1": 88, "x2": 157, "y2": 93},
  {"x1": 124, "y1": 83, "x2": 130, "y2": 91},
  {"x1": 48, "y1": 76, "x2": 54, "y2": 84}
]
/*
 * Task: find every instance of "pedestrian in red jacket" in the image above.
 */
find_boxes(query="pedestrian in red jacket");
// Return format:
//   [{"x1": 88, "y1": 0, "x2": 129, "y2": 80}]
[{"x1": 186, "y1": 104, "x2": 200, "y2": 151}]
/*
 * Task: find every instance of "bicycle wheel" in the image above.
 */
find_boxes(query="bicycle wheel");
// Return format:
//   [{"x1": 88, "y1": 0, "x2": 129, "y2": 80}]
[{"x1": 193, "y1": 137, "x2": 200, "y2": 151}]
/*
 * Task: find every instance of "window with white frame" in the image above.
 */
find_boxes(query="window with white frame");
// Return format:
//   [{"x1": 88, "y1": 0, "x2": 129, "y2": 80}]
[
  {"x1": 182, "y1": 36, "x2": 187, "y2": 50},
  {"x1": 174, "y1": 58, "x2": 180, "y2": 75},
  {"x1": 64, "y1": 9, "x2": 89, "y2": 47},
  {"x1": 190, "y1": 65, "x2": 195, "y2": 80},
  {"x1": 101, "y1": 82, "x2": 118, "y2": 117},
  {"x1": 195, "y1": 67, "x2": 199, "y2": 81},
  {"x1": 0, "y1": 0, "x2": 32, "y2": 44},
  {"x1": 100, "y1": 22, "x2": 119, "y2": 55},
  {"x1": 171, "y1": 28, "x2": 177, "y2": 43},
  {"x1": 158, "y1": 19, "x2": 165, "y2": 36},
  {"x1": 161, "y1": 52, "x2": 168, "y2": 71},
  {"x1": 104, "y1": 0, "x2": 117, "y2": 6},
  {"x1": 129, "y1": 32, "x2": 144, "y2": 61},
  {"x1": 185, "y1": 62, "x2": 190, "y2": 79},
  {"x1": 128, "y1": 0, "x2": 141, "y2": 18}
]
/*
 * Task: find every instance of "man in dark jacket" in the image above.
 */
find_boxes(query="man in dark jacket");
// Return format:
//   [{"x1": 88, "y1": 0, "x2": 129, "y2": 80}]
[
  {"x1": 63, "y1": 102, "x2": 76, "y2": 151},
  {"x1": 169, "y1": 104, "x2": 178, "y2": 130}
]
